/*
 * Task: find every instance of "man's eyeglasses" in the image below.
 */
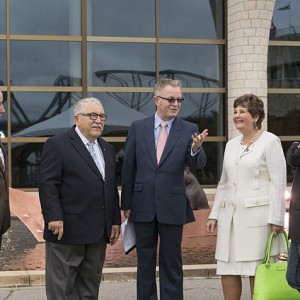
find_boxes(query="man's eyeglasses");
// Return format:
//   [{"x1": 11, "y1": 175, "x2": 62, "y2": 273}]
[
  {"x1": 78, "y1": 113, "x2": 108, "y2": 121},
  {"x1": 156, "y1": 96, "x2": 184, "y2": 104}
]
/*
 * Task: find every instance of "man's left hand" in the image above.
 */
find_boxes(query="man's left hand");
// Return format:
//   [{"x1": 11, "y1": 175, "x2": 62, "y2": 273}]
[{"x1": 192, "y1": 129, "x2": 208, "y2": 152}]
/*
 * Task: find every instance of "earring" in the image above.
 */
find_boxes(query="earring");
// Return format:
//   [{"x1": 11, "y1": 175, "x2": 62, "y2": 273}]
[{"x1": 253, "y1": 121, "x2": 258, "y2": 129}]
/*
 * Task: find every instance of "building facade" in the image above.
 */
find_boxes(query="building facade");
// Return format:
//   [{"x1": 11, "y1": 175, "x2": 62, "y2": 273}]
[{"x1": 0, "y1": 0, "x2": 299, "y2": 189}]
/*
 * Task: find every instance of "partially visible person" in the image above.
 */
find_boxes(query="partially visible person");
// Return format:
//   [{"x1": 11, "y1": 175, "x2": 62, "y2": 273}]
[
  {"x1": 0, "y1": 91, "x2": 10, "y2": 250},
  {"x1": 286, "y1": 142, "x2": 300, "y2": 292},
  {"x1": 121, "y1": 79, "x2": 208, "y2": 300},
  {"x1": 207, "y1": 94, "x2": 286, "y2": 300},
  {"x1": 38, "y1": 97, "x2": 121, "y2": 300}
]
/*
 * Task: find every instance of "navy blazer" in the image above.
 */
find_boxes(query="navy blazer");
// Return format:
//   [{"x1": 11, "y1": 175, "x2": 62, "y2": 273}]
[
  {"x1": 287, "y1": 142, "x2": 300, "y2": 243},
  {"x1": 38, "y1": 126, "x2": 121, "y2": 244},
  {"x1": 121, "y1": 116, "x2": 207, "y2": 225}
]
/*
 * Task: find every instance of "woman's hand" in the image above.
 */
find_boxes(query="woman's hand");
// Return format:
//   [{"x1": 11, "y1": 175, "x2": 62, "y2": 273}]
[
  {"x1": 271, "y1": 224, "x2": 284, "y2": 235},
  {"x1": 206, "y1": 219, "x2": 217, "y2": 233}
]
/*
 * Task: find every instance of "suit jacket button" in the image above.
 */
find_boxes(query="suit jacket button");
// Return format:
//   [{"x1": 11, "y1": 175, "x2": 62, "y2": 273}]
[{"x1": 102, "y1": 206, "x2": 105, "y2": 209}]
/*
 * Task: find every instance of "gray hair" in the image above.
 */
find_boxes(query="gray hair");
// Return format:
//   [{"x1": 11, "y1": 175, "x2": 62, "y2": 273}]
[
  {"x1": 153, "y1": 79, "x2": 182, "y2": 96},
  {"x1": 73, "y1": 97, "x2": 104, "y2": 116}
]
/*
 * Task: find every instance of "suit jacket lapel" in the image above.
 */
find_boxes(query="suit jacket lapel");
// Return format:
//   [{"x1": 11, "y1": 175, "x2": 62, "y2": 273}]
[
  {"x1": 144, "y1": 117, "x2": 157, "y2": 167},
  {"x1": 98, "y1": 138, "x2": 108, "y2": 180},
  {"x1": 69, "y1": 128, "x2": 104, "y2": 180},
  {"x1": 159, "y1": 117, "x2": 181, "y2": 165}
]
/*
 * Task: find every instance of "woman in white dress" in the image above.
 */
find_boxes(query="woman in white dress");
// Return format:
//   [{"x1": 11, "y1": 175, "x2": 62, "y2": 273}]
[{"x1": 206, "y1": 94, "x2": 286, "y2": 300}]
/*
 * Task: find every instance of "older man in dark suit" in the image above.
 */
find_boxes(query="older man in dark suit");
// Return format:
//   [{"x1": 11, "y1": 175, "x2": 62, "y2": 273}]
[
  {"x1": 121, "y1": 79, "x2": 208, "y2": 300},
  {"x1": 0, "y1": 91, "x2": 10, "y2": 250},
  {"x1": 38, "y1": 97, "x2": 121, "y2": 300}
]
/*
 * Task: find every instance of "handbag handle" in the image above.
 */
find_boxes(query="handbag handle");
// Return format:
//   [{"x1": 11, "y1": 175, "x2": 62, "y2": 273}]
[{"x1": 264, "y1": 230, "x2": 289, "y2": 266}]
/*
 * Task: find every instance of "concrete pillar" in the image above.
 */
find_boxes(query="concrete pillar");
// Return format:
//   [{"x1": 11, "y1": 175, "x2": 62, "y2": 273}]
[{"x1": 227, "y1": 0, "x2": 276, "y2": 139}]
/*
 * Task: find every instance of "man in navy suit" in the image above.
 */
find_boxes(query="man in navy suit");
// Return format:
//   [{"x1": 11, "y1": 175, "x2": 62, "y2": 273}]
[
  {"x1": 39, "y1": 97, "x2": 121, "y2": 300},
  {"x1": 0, "y1": 91, "x2": 10, "y2": 250},
  {"x1": 121, "y1": 79, "x2": 208, "y2": 300}
]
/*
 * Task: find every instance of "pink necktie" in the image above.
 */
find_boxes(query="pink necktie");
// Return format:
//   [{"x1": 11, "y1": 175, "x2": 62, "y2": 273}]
[{"x1": 156, "y1": 121, "x2": 168, "y2": 163}]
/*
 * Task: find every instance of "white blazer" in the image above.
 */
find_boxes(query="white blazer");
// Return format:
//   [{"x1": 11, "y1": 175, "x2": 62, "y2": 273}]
[{"x1": 209, "y1": 131, "x2": 286, "y2": 262}]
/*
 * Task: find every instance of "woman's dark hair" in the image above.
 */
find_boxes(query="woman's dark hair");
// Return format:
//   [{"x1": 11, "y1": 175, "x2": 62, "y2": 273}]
[{"x1": 233, "y1": 94, "x2": 265, "y2": 129}]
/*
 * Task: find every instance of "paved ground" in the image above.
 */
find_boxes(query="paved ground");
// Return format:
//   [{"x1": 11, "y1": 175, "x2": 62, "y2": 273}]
[{"x1": 0, "y1": 277, "x2": 251, "y2": 300}]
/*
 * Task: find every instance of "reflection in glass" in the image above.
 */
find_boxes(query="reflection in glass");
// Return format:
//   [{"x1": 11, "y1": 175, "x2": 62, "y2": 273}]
[
  {"x1": 0, "y1": 0, "x2": 5, "y2": 34},
  {"x1": 268, "y1": 46, "x2": 300, "y2": 88},
  {"x1": 268, "y1": 93, "x2": 300, "y2": 136},
  {"x1": 88, "y1": 42, "x2": 155, "y2": 86},
  {"x1": 191, "y1": 142, "x2": 225, "y2": 185},
  {"x1": 270, "y1": 0, "x2": 300, "y2": 41},
  {"x1": 87, "y1": 0, "x2": 155, "y2": 37},
  {"x1": 159, "y1": 0, "x2": 224, "y2": 39},
  {"x1": 179, "y1": 93, "x2": 225, "y2": 136},
  {"x1": 88, "y1": 92, "x2": 153, "y2": 137},
  {"x1": 0, "y1": 41, "x2": 6, "y2": 85},
  {"x1": 160, "y1": 44, "x2": 224, "y2": 88},
  {"x1": 10, "y1": 41, "x2": 82, "y2": 86},
  {"x1": 11, "y1": 143, "x2": 44, "y2": 188},
  {"x1": 10, "y1": 92, "x2": 82, "y2": 136},
  {"x1": 90, "y1": 92, "x2": 224, "y2": 136},
  {"x1": 10, "y1": 0, "x2": 81, "y2": 35}
]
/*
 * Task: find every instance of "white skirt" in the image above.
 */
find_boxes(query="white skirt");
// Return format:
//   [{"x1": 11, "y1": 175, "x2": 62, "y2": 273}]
[{"x1": 216, "y1": 222, "x2": 263, "y2": 276}]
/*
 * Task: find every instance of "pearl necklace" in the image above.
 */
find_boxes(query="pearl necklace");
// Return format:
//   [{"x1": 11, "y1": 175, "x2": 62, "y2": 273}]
[{"x1": 240, "y1": 131, "x2": 259, "y2": 152}]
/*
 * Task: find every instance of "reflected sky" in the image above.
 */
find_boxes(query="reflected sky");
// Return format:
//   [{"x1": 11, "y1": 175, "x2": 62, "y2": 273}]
[
  {"x1": 10, "y1": 0, "x2": 81, "y2": 35},
  {"x1": 271, "y1": 0, "x2": 300, "y2": 40}
]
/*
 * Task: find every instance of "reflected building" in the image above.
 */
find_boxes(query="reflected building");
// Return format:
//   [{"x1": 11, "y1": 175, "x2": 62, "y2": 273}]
[{"x1": 0, "y1": 0, "x2": 299, "y2": 189}]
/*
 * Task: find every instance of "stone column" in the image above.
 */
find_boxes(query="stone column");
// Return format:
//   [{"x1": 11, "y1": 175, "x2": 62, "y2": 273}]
[{"x1": 227, "y1": 0, "x2": 276, "y2": 139}]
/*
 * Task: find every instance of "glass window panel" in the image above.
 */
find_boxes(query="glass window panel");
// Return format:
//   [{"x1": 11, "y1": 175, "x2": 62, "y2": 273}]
[
  {"x1": 268, "y1": 93, "x2": 300, "y2": 136},
  {"x1": 159, "y1": 44, "x2": 224, "y2": 88},
  {"x1": 90, "y1": 92, "x2": 224, "y2": 137},
  {"x1": 0, "y1": 0, "x2": 5, "y2": 34},
  {"x1": 190, "y1": 141, "x2": 225, "y2": 185},
  {"x1": 10, "y1": 0, "x2": 81, "y2": 35},
  {"x1": 88, "y1": 43, "x2": 156, "y2": 87},
  {"x1": 10, "y1": 41, "x2": 81, "y2": 86},
  {"x1": 89, "y1": 92, "x2": 154, "y2": 137},
  {"x1": 10, "y1": 92, "x2": 82, "y2": 136},
  {"x1": 159, "y1": 0, "x2": 224, "y2": 39},
  {"x1": 87, "y1": 0, "x2": 155, "y2": 37},
  {"x1": 268, "y1": 46, "x2": 300, "y2": 88},
  {"x1": 270, "y1": 0, "x2": 300, "y2": 41},
  {"x1": 11, "y1": 142, "x2": 44, "y2": 188},
  {"x1": 0, "y1": 41, "x2": 6, "y2": 85},
  {"x1": 178, "y1": 93, "x2": 225, "y2": 136}
]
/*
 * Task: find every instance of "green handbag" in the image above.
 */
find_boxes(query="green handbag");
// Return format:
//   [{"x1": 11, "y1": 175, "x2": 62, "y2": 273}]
[{"x1": 253, "y1": 231, "x2": 300, "y2": 300}]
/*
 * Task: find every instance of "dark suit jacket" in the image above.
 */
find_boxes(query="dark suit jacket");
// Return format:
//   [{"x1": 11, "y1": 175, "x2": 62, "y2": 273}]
[
  {"x1": 38, "y1": 126, "x2": 121, "y2": 244},
  {"x1": 287, "y1": 142, "x2": 300, "y2": 243},
  {"x1": 0, "y1": 142, "x2": 10, "y2": 238},
  {"x1": 121, "y1": 116, "x2": 207, "y2": 225}
]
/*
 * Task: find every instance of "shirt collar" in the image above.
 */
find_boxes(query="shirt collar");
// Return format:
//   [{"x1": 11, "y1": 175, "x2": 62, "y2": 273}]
[
  {"x1": 75, "y1": 126, "x2": 99, "y2": 146},
  {"x1": 154, "y1": 113, "x2": 174, "y2": 129}
]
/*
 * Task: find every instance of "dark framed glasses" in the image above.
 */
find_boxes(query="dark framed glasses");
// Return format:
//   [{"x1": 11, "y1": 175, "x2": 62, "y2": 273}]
[
  {"x1": 156, "y1": 96, "x2": 184, "y2": 104},
  {"x1": 78, "y1": 113, "x2": 108, "y2": 121}
]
